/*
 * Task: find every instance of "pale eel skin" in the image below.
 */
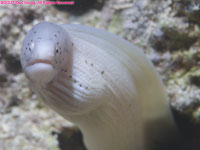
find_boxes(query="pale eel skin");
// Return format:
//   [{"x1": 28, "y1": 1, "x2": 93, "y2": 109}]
[{"x1": 20, "y1": 22, "x2": 178, "y2": 150}]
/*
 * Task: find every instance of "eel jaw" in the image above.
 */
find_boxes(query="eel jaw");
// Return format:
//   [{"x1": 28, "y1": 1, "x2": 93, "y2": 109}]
[{"x1": 25, "y1": 59, "x2": 57, "y2": 84}]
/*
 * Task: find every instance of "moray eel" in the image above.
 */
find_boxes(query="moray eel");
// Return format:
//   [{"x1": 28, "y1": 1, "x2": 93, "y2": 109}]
[{"x1": 20, "y1": 22, "x2": 178, "y2": 150}]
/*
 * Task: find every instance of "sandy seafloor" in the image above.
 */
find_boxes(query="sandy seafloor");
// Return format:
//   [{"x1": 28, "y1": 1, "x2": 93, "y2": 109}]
[{"x1": 0, "y1": 0, "x2": 200, "y2": 149}]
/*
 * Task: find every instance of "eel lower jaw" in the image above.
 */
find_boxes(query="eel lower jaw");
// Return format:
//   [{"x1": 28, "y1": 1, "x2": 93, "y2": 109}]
[{"x1": 25, "y1": 59, "x2": 57, "y2": 84}]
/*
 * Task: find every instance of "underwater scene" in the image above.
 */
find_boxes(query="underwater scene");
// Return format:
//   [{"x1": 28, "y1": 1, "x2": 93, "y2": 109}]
[{"x1": 0, "y1": 0, "x2": 200, "y2": 150}]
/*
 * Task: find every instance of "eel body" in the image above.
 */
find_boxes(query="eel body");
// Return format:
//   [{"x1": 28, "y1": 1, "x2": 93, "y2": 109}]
[{"x1": 20, "y1": 22, "x2": 177, "y2": 150}]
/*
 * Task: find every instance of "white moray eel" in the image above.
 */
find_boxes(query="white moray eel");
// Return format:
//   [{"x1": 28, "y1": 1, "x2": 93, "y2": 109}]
[{"x1": 20, "y1": 22, "x2": 178, "y2": 150}]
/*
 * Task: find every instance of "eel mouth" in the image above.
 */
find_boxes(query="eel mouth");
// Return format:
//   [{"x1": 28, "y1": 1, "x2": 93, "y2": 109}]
[
  {"x1": 25, "y1": 59, "x2": 57, "y2": 83},
  {"x1": 27, "y1": 59, "x2": 53, "y2": 67}
]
